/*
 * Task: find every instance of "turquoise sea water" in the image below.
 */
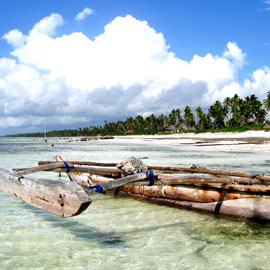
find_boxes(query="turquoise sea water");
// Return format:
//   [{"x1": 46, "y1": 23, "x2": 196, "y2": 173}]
[{"x1": 1, "y1": 137, "x2": 270, "y2": 270}]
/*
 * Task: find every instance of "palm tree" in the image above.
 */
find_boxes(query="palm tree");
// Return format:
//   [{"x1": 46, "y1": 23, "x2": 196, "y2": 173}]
[
  {"x1": 243, "y1": 94, "x2": 266, "y2": 124},
  {"x1": 116, "y1": 120, "x2": 125, "y2": 134},
  {"x1": 227, "y1": 94, "x2": 243, "y2": 127},
  {"x1": 196, "y1": 107, "x2": 207, "y2": 130},
  {"x1": 168, "y1": 109, "x2": 177, "y2": 125},
  {"x1": 145, "y1": 114, "x2": 158, "y2": 133},
  {"x1": 184, "y1": 106, "x2": 195, "y2": 127},
  {"x1": 264, "y1": 91, "x2": 270, "y2": 122},
  {"x1": 208, "y1": 101, "x2": 227, "y2": 129},
  {"x1": 157, "y1": 114, "x2": 166, "y2": 131},
  {"x1": 135, "y1": 115, "x2": 145, "y2": 131},
  {"x1": 149, "y1": 114, "x2": 158, "y2": 130},
  {"x1": 175, "y1": 108, "x2": 183, "y2": 124},
  {"x1": 223, "y1": 97, "x2": 232, "y2": 124},
  {"x1": 125, "y1": 117, "x2": 135, "y2": 131}
]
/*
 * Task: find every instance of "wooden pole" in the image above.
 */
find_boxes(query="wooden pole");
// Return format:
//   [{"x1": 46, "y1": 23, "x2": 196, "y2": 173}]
[
  {"x1": 15, "y1": 165, "x2": 121, "y2": 177},
  {"x1": 38, "y1": 159, "x2": 270, "y2": 181},
  {"x1": 38, "y1": 160, "x2": 117, "y2": 167},
  {"x1": 148, "y1": 166, "x2": 270, "y2": 181},
  {"x1": 157, "y1": 175, "x2": 264, "y2": 185},
  {"x1": 102, "y1": 173, "x2": 148, "y2": 191},
  {"x1": 54, "y1": 155, "x2": 119, "y2": 187},
  {"x1": 16, "y1": 162, "x2": 66, "y2": 176},
  {"x1": 88, "y1": 174, "x2": 270, "y2": 195}
]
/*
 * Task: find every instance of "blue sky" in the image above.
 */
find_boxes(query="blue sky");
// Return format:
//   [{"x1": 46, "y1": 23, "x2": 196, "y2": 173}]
[{"x1": 0, "y1": 0, "x2": 270, "y2": 135}]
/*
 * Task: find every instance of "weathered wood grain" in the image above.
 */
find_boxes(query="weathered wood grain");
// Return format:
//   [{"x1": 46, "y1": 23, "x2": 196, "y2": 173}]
[
  {"x1": 116, "y1": 192, "x2": 270, "y2": 223},
  {"x1": 16, "y1": 162, "x2": 66, "y2": 176},
  {"x1": 102, "y1": 173, "x2": 148, "y2": 191},
  {"x1": 0, "y1": 168, "x2": 91, "y2": 217}
]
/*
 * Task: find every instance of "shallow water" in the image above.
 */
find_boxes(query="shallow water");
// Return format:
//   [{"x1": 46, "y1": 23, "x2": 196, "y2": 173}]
[{"x1": 1, "y1": 137, "x2": 270, "y2": 270}]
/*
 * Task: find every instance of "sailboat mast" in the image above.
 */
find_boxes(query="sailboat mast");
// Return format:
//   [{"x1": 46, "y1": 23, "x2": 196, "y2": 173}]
[{"x1": 44, "y1": 121, "x2": 47, "y2": 143}]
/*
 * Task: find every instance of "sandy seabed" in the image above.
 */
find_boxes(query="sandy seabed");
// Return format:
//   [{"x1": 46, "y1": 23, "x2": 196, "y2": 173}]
[{"x1": 113, "y1": 131, "x2": 270, "y2": 153}]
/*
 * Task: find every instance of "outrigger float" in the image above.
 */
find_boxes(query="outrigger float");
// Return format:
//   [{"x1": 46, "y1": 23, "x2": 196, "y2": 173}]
[{"x1": 2, "y1": 156, "x2": 270, "y2": 223}]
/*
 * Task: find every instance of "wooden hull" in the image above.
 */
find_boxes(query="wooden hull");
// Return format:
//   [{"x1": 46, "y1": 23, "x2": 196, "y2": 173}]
[
  {"x1": 116, "y1": 191, "x2": 270, "y2": 224},
  {"x1": 88, "y1": 174, "x2": 270, "y2": 223},
  {"x1": 0, "y1": 168, "x2": 91, "y2": 217}
]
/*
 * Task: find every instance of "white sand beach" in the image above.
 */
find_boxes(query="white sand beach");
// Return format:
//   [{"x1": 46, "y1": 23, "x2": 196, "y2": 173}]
[{"x1": 114, "y1": 131, "x2": 270, "y2": 152}]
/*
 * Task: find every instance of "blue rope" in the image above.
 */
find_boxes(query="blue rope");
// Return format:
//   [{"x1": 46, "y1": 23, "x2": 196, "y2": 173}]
[
  {"x1": 63, "y1": 161, "x2": 70, "y2": 173},
  {"x1": 141, "y1": 170, "x2": 158, "y2": 186},
  {"x1": 89, "y1": 185, "x2": 104, "y2": 194},
  {"x1": 123, "y1": 171, "x2": 159, "y2": 186}
]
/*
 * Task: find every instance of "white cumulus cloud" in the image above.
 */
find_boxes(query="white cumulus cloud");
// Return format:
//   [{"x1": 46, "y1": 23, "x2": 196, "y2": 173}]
[
  {"x1": 31, "y1": 13, "x2": 64, "y2": 36},
  {"x1": 75, "y1": 7, "x2": 95, "y2": 21},
  {"x1": 2, "y1": 29, "x2": 26, "y2": 48},
  {"x1": 223, "y1": 42, "x2": 246, "y2": 68}
]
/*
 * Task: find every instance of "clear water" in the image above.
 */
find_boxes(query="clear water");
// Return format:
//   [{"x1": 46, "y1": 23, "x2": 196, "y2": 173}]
[{"x1": 0, "y1": 137, "x2": 270, "y2": 270}]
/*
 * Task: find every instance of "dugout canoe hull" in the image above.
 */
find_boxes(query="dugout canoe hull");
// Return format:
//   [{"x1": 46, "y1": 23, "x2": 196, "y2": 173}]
[
  {"x1": 0, "y1": 168, "x2": 91, "y2": 217},
  {"x1": 117, "y1": 191, "x2": 270, "y2": 224},
  {"x1": 88, "y1": 174, "x2": 270, "y2": 223}
]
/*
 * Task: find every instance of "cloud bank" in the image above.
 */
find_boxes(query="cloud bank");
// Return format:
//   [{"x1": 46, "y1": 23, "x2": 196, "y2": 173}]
[{"x1": 0, "y1": 13, "x2": 269, "y2": 135}]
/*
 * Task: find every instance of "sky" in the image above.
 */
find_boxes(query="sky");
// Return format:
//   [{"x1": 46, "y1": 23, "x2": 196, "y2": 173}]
[{"x1": 0, "y1": 0, "x2": 270, "y2": 135}]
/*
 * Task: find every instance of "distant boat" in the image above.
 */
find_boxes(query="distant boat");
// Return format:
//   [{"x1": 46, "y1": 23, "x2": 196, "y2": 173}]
[{"x1": 44, "y1": 121, "x2": 47, "y2": 143}]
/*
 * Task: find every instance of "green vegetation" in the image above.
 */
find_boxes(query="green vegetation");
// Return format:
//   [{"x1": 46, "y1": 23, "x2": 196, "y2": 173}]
[{"x1": 8, "y1": 92, "x2": 270, "y2": 137}]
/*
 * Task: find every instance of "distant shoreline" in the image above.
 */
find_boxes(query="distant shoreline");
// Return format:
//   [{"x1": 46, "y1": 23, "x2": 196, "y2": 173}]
[{"x1": 2, "y1": 130, "x2": 270, "y2": 152}]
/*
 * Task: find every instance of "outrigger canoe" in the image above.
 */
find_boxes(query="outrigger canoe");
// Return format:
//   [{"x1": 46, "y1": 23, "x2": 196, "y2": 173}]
[{"x1": 2, "y1": 156, "x2": 270, "y2": 223}]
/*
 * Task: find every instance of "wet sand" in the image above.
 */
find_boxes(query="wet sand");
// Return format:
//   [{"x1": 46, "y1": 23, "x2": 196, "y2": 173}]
[{"x1": 114, "y1": 131, "x2": 270, "y2": 152}]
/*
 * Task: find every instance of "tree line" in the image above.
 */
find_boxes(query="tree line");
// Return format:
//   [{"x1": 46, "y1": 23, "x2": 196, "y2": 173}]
[{"x1": 8, "y1": 92, "x2": 270, "y2": 137}]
